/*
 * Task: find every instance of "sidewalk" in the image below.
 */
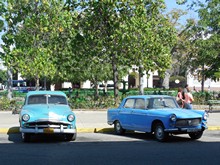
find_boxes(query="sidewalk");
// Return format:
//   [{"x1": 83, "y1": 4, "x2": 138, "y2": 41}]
[{"x1": 0, "y1": 110, "x2": 220, "y2": 134}]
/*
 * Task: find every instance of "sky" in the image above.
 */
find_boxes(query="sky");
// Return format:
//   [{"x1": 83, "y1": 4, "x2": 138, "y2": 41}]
[{"x1": 165, "y1": 0, "x2": 199, "y2": 24}]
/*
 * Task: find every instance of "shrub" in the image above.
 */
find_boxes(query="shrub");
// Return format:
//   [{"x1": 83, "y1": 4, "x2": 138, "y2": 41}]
[
  {"x1": 0, "y1": 96, "x2": 11, "y2": 111},
  {"x1": 193, "y1": 91, "x2": 213, "y2": 104}
]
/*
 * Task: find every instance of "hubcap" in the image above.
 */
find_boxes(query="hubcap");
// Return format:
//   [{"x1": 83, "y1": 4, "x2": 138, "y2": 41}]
[
  {"x1": 156, "y1": 127, "x2": 163, "y2": 139},
  {"x1": 116, "y1": 122, "x2": 120, "y2": 131}
]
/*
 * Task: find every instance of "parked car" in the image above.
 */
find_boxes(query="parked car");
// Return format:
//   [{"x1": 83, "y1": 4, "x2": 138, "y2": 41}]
[
  {"x1": 19, "y1": 91, "x2": 76, "y2": 142},
  {"x1": 107, "y1": 95, "x2": 208, "y2": 142}
]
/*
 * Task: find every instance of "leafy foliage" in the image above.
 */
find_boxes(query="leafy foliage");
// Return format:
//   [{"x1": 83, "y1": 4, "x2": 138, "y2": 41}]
[
  {"x1": 190, "y1": 0, "x2": 220, "y2": 81},
  {"x1": 0, "y1": 70, "x2": 7, "y2": 83}
]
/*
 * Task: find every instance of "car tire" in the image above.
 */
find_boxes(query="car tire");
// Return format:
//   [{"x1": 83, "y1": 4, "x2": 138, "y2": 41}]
[
  {"x1": 114, "y1": 120, "x2": 125, "y2": 135},
  {"x1": 65, "y1": 133, "x2": 77, "y2": 141},
  {"x1": 189, "y1": 131, "x2": 203, "y2": 140},
  {"x1": 154, "y1": 123, "x2": 168, "y2": 142},
  {"x1": 22, "y1": 133, "x2": 31, "y2": 142}
]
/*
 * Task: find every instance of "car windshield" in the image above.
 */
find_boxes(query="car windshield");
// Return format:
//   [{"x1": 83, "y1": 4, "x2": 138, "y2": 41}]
[
  {"x1": 151, "y1": 97, "x2": 178, "y2": 109},
  {"x1": 27, "y1": 94, "x2": 67, "y2": 105}
]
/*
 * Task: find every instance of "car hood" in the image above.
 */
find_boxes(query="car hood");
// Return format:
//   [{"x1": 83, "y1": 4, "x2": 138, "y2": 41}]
[
  {"x1": 21, "y1": 104, "x2": 73, "y2": 122},
  {"x1": 151, "y1": 108, "x2": 203, "y2": 119}
]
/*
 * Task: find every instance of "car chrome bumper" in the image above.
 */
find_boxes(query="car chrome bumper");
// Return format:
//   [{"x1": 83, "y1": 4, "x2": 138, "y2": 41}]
[
  {"x1": 20, "y1": 127, "x2": 76, "y2": 134},
  {"x1": 164, "y1": 126, "x2": 207, "y2": 133}
]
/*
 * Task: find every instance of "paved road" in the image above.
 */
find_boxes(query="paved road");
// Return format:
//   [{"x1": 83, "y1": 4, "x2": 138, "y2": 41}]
[
  {"x1": 1, "y1": 131, "x2": 220, "y2": 165},
  {"x1": 0, "y1": 110, "x2": 220, "y2": 133}
]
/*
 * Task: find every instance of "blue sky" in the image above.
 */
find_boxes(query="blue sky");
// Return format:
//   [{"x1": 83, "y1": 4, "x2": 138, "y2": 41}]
[{"x1": 165, "y1": 0, "x2": 199, "y2": 24}]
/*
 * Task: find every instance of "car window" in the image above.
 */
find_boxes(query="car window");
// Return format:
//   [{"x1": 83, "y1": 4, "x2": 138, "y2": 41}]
[
  {"x1": 134, "y1": 99, "x2": 146, "y2": 109},
  {"x1": 124, "y1": 99, "x2": 135, "y2": 108},
  {"x1": 48, "y1": 95, "x2": 67, "y2": 105},
  {"x1": 27, "y1": 94, "x2": 67, "y2": 105},
  {"x1": 152, "y1": 97, "x2": 178, "y2": 109},
  {"x1": 28, "y1": 95, "x2": 46, "y2": 104}
]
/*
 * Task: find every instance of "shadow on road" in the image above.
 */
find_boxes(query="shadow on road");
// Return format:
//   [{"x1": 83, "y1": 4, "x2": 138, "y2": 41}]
[{"x1": 6, "y1": 131, "x2": 200, "y2": 144}]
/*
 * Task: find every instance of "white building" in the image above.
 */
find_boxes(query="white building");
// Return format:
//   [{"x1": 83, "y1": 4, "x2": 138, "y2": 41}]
[{"x1": 187, "y1": 73, "x2": 220, "y2": 91}]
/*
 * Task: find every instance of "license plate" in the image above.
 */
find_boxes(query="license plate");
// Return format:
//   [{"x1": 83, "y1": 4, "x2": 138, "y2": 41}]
[
  {"x1": 43, "y1": 128, "x2": 54, "y2": 133},
  {"x1": 187, "y1": 128, "x2": 198, "y2": 132}
]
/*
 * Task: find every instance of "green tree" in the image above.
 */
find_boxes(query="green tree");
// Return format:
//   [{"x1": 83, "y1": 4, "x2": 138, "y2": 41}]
[
  {"x1": 0, "y1": 70, "x2": 7, "y2": 83},
  {"x1": 165, "y1": 8, "x2": 198, "y2": 82},
  {"x1": 0, "y1": 0, "x2": 77, "y2": 90},
  {"x1": 189, "y1": 0, "x2": 220, "y2": 91},
  {"x1": 69, "y1": 0, "x2": 176, "y2": 103}
]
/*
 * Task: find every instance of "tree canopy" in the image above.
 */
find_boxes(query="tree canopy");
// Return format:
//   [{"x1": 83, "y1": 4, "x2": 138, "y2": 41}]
[
  {"x1": 0, "y1": 0, "x2": 177, "y2": 103},
  {"x1": 2, "y1": 0, "x2": 218, "y2": 101}
]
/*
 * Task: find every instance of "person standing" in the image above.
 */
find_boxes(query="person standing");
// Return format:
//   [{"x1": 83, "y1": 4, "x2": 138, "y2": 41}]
[
  {"x1": 176, "y1": 87, "x2": 184, "y2": 108},
  {"x1": 184, "y1": 88, "x2": 194, "y2": 109},
  {"x1": 68, "y1": 87, "x2": 73, "y2": 98}
]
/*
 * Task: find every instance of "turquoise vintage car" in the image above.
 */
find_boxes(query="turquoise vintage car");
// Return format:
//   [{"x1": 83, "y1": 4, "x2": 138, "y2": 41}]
[
  {"x1": 107, "y1": 95, "x2": 208, "y2": 142},
  {"x1": 19, "y1": 91, "x2": 76, "y2": 142}
]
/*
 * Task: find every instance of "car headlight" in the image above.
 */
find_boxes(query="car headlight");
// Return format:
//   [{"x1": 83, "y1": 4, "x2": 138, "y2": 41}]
[
  {"x1": 22, "y1": 114, "x2": 30, "y2": 122},
  {"x1": 67, "y1": 114, "x2": 75, "y2": 122},
  {"x1": 203, "y1": 112, "x2": 209, "y2": 120},
  {"x1": 170, "y1": 114, "x2": 177, "y2": 122}
]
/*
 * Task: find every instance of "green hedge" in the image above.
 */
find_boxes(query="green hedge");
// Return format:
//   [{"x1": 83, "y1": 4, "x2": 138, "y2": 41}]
[{"x1": 1, "y1": 89, "x2": 219, "y2": 110}]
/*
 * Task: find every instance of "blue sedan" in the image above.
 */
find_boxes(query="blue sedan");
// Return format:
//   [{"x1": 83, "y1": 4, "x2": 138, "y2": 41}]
[
  {"x1": 19, "y1": 91, "x2": 76, "y2": 142},
  {"x1": 107, "y1": 95, "x2": 208, "y2": 142}
]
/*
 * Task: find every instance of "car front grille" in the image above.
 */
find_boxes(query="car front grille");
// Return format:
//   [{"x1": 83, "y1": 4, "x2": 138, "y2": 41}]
[
  {"x1": 24, "y1": 121, "x2": 69, "y2": 129},
  {"x1": 175, "y1": 118, "x2": 201, "y2": 127}
]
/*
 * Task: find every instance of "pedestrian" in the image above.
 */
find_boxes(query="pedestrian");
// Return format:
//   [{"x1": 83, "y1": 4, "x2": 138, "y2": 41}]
[
  {"x1": 68, "y1": 87, "x2": 73, "y2": 98},
  {"x1": 176, "y1": 87, "x2": 184, "y2": 108},
  {"x1": 183, "y1": 88, "x2": 194, "y2": 109},
  {"x1": 183, "y1": 84, "x2": 189, "y2": 93}
]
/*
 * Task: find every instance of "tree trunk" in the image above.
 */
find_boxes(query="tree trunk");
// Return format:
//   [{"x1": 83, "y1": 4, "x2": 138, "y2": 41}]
[
  {"x1": 94, "y1": 81, "x2": 99, "y2": 99},
  {"x1": 104, "y1": 81, "x2": 108, "y2": 95},
  {"x1": 201, "y1": 65, "x2": 205, "y2": 92},
  {"x1": 139, "y1": 65, "x2": 144, "y2": 95},
  {"x1": 35, "y1": 76, "x2": 40, "y2": 91},
  {"x1": 162, "y1": 70, "x2": 171, "y2": 89},
  {"x1": 7, "y1": 68, "x2": 13, "y2": 100},
  {"x1": 112, "y1": 54, "x2": 119, "y2": 105}
]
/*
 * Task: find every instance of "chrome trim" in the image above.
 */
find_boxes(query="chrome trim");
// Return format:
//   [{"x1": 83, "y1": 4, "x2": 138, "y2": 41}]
[
  {"x1": 20, "y1": 127, "x2": 76, "y2": 134},
  {"x1": 164, "y1": 128, "x2": 202, "y2": 132}
]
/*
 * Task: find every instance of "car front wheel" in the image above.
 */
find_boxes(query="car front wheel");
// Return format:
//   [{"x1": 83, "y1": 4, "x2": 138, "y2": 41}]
[
  {"x1": 189, "y1": 131, "x2": 203, "y2": 140},
  {"x1": 154, "y1": 123, "x2": 168, "y2": 142},
  {"x1": 114, "y1": 120, "x2": 125, "y2": 135},
  {"x1": 65, "y1": 133, "x2": 77, "y2": 141}
]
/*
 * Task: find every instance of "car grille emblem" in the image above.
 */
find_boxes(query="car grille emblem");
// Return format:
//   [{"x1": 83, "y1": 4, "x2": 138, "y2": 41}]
[{"x1": 188, "y1": 120, "x2": 192, "y2": 125}]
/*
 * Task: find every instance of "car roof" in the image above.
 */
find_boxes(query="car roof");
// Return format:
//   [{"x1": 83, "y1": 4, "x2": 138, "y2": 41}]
[
  {"x1": 125, "y1": 95, "x2": 172, "y2": 99},
  {"x1": 26, "y1": 91, "x2": 67, "y2": 97}
]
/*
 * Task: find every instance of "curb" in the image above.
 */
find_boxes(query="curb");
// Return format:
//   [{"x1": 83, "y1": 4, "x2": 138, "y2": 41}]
[
  {"x1": 0, "y1": 127, "x2": 114, "y2": 134},
  {"x1": 1, "y1": 127, "x2": 220, "y2": 134},
  {"x1": 207, "y1": 126, "x2": 220, "y2": 131}
]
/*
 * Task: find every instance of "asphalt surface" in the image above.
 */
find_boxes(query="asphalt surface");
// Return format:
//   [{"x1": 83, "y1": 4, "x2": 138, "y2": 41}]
[{"x1": 0, "y1": 110, "x2": 220, "y2": 134}]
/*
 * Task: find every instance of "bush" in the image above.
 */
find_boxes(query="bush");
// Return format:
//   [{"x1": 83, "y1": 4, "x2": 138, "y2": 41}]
[
  {"x1": 0, "y1": 96, "x2": 24, "y2": 111},
  {"x1": 193, "y1": 91, "x2": 214, "y2": 104},
  {"x1": 0, "y1": 96, "x2": 12, "y2": 111},
  {"x1": 68, "y1": 95, "x2": 116, "y2": 109}
]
